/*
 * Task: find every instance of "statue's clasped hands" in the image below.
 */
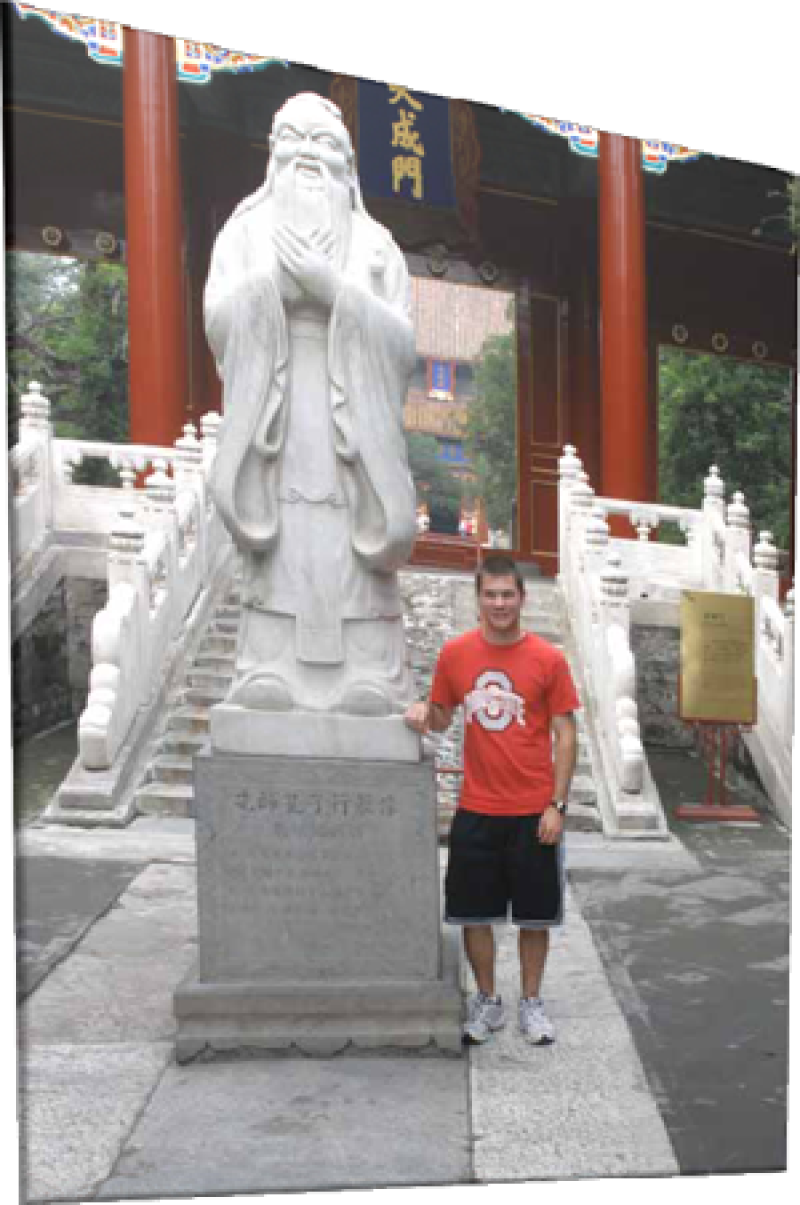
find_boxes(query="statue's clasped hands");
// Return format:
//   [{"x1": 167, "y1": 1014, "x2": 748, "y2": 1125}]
[{"x1": 274, "y1": 224, "x2": 340, "y2": 308}]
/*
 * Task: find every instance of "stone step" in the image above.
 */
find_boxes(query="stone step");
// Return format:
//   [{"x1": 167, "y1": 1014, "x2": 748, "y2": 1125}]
[
  {"x1": 186, "y1": 668, "x2": 234, "y2": 692},
  {"x1": 570, "y1": 772, "x2": 596, "y2": 805},
  {"x1": 565, "y1": 801, "x2": 603, "y2": 833},
  {"x1": 181, "y1": 684, "x2": 228, "y2": 708},
  {"x1": 205, "y1": 618, "x2": 239, "y2": 637},
  {"x1": 195, "y1": 634, "x2": 237, "y2": 658},
  {"x1": 129, "y1": 570, "x2": 244, "y2": 817},
  {"x1": 215, "y1": 603, "x2": 242, "y2": 624},
  {"x1": 135, "y1": 781, "x2": 194, "y2": 818},
  {"x1": 196, "y1": 651, "x2": 235, "y2": 672},
  {"x1": 148, "y1": 753, "x2": 195, "y2": 786},
  {"x1": 158, "y1": 730, "x2": 209, "y2": 758},
  {"x1": 168, "y1": 705, "x2": 211, "y2": 734}
]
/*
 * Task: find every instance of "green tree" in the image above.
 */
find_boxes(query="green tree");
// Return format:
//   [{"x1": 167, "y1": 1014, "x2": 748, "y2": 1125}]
[
  {"x1": 405, "y1": 430, "x2": 463, "y2": 533},
  {"x1": 659, "y1": 348, "x2": 793, "y2": 551},
  {"x1": 464, "y1": 330, "x2": 517, "y2": 531},
  {"x1": 6, "y1": 251, "x2": 129, "y2": 452}
]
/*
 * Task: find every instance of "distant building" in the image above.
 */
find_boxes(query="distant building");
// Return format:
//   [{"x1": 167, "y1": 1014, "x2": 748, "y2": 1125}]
[{"x1": 404, "y1": 277, "x2": 513, "y2": 493}]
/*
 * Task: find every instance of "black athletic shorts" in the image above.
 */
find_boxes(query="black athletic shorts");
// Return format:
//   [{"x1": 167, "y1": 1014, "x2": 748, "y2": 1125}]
[{"x1": 444, "y1": 809, "x2": 564, "y2": 928}]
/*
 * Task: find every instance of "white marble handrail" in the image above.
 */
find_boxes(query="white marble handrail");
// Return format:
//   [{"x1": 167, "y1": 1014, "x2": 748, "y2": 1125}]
[
  {"x1": 9, "y1": 383, "x2": 230, "y2": 772},
  {"x1": 559, "y1": 443, "x2": 794, "y2": 825}
]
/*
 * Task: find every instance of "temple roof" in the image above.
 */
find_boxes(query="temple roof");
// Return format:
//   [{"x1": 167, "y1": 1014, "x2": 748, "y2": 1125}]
[{"x1": 4, "y1": 4, "x2": 795, "y2": 252}]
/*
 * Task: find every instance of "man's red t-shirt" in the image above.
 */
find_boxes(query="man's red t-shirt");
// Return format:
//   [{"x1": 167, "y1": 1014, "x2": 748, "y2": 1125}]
[{"x1": 430, "y1": 629, "x2": 580, "y2": 817}]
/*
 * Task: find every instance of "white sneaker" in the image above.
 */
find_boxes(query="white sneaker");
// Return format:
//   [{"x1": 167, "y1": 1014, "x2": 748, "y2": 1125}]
[
  {"x1": 463, "y1": 991, "x2": 506, "y2": 1045},
  {"x1": 519, "y1": 996, "x2": 556, "y2": 1045}
]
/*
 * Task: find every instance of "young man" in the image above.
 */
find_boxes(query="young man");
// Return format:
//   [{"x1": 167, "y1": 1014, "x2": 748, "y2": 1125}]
[{"x1": 404, "y1": 552, "x2": 579, "y2": 1046}]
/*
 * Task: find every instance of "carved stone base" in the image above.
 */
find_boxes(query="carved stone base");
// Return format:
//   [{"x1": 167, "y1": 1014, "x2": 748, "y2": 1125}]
[
  {"x1": 209, "y1": 704, "x2": 422, "y2": 761},
  {"x1": 174, "y1": 951, "x2": 462, "y2": 1059},
  {"x1": 174, "y1": 751, "x2": 462, "y2": 1057}
]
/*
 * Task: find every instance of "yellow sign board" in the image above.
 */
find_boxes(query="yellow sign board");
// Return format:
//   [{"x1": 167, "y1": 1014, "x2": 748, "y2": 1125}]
[{"x1": 679, "y1": 591, "x2": 756, "y2": 724}]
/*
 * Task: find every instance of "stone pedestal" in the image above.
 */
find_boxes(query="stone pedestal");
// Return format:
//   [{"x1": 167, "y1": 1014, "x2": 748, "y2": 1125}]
[
  {"x1": 174, "y1": 751, "x2": 462, "y2": 1058},
  {"x1": 209, "y1": 706, "x2": 422, "y2": 762}
]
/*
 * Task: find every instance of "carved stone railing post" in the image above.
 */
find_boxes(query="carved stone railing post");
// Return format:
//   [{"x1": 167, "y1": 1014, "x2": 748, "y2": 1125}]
[
  {"x1": 174, "y1": 423, "x2": 204, "y2": 489},
  {"x1": 145, "y1": 458, "x2": 176, "y2": 514},
  {"x1": 558, "y1": 444, "x2": 582, "y2": 578},
  {"x1": 598, "y1": 550, "x2": 644, "y2": 793},
  {"x1": 631, "y1": 509, "x2": 659, "y2": 544},
  {"x1": 17, "y1": 381, "x2": 54, "y2": 531},
  {"x1": 753, "y1": 530, "x2": 780, "y2": 606},
  {"x1": 629, "y1": 507, "x2": 660, "y2": 596},
  {"x1": 107, "y1": 504, "x2": 148, "y2": 595},
  {"x1": 19, "y1": 380, "x2": 52, "y2": 435},
  {"x1": 584, "y1": 504, "x2": 610, "y2": 576},
  {"x1": 600, "y1": 549, "x2": 630, "y2": 636},
  {"x1": 200, "y1": 411, "x2": 222, "y2": 475},
  {"x1": 701, "y1": 464, "x2": 725, "y2": 589},
  {"x1": 678, "y1": 515, "x2": 703, "y2": 584},
  {"x1": 79, "y1": 506, "x2": 148, "y2": 770},
  {"x1": 725, "y1": 490, "x2": 751, "y2": 591},
  {"x1": 703, "y1": 463, "x2": 725, "y2": 516},
  {"x1": 568, "y1": 470, "x2": 595, "y2": 578}
]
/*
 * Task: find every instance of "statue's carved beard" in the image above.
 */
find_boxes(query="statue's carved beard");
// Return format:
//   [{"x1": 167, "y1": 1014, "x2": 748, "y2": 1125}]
[{"x1": 271, "y1": 159, "x2": 352, "y2": 271}]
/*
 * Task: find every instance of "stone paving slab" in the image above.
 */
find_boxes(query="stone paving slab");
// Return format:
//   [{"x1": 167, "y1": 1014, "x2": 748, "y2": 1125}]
[
  {"x1": 19, "y1": 863, "x2": 197, "y2": 1047},
  {"x1": 18, "y1": 1040, "x2": 174, "y2": 1204},
  {"x1": 467, "y1": 887, "x2": 679, "y2": 1182},
  {"x1": 17, "y1": 817, "x2": 196, "y2": 864},
  {"x1": 14, "y1": 810, "x2": 792, "y2": 1195},
  {"x1": 97, "y1": 1053, "x2": 471, "y2": 1199},
  {"x1": 570, "y1": 850, "x2": 790, "y2": 1175},
  {"x1": 15, "y1": 854, "x2": 142, "y2": 1001}
]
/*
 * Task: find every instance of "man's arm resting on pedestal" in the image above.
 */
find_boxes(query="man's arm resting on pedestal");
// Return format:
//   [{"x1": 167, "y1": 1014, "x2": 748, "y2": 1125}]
[{"x1": 403, "y1": 699, "x2": 454, "y2": 734}]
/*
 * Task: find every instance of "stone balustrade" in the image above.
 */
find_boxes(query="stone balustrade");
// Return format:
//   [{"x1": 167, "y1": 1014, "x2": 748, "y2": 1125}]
[
  {"x1": 10, "y1": 383, "x2": 53, "y2": 567},
  {"x1": 9, "y1": 384, "x2": 231, "y2": 773},
  {"x1": 8, "y1": 387, "x2": 793, "y2": 823},
  {"x1": 559, "y1": 444, "x2": 794, "y2": 825},
  {"x1": 559, "y1": 447, "x2": 653, "y2": 829}
]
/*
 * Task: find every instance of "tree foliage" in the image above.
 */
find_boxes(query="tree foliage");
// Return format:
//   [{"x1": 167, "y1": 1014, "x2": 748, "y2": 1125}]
[
  {"x1": 659, "y1": 347, "x2": 793, "y2": 550},
  {"x1": 6, "y1": 251, "x2": 129, "y2": 449},
  {"x1": 405, "y1": 430, "x2": 463, "y2": 532},
  {"x1": 464, "y1": 330, "x2": 517, "y2": 531}
]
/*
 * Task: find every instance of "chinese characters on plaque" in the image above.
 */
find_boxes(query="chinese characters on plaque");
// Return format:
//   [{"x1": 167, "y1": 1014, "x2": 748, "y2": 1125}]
[
  {"x1": 357, "y1": 80, "x2": 456, "y2": 208},
  {"x1": 679, "y1": 591, "x2": 757, "y2": 725}
]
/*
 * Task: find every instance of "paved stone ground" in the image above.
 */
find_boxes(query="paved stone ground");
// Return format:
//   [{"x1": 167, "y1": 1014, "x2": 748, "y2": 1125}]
[
  {"x1": 14, "y1": 795, "x2": 791, "y2": 1200},
  {"x1": 15, "y1": 855, "x2": 141, "y2": 1002},
  {"x1": 569, "y1": 748, "x2": 791, "y2": 1177},
  {"x1": 11, "y1": 569, "x2": 793, "y2": 1199}
]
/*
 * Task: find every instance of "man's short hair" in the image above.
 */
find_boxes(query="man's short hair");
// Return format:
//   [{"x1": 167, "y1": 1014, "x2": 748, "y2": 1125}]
[{"x1": 475, "y1": 552, "x2": 524, "y2": 596}]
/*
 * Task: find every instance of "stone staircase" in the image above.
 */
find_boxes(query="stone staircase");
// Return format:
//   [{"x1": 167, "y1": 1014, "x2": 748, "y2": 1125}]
[
  {"x1": 131, "y1": 568, "x2": 600, "y2": 837},
  {"x1": 134, "y1": 588, "x2": 241, "y2": 817}
]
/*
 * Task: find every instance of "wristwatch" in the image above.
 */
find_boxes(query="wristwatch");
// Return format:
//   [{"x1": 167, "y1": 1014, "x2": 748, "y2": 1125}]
[{"x1": 551, "y1": 800, "x2": 568, "y2": 816}]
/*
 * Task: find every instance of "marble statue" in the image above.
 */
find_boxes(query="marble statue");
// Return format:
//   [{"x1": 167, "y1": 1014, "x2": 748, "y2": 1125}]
[{"x1": 205, "y1": 92, "x2": 418, "y2": 728}]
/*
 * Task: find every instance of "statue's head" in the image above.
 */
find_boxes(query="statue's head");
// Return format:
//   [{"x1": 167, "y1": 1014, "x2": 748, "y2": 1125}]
[{"x1": 266, "y1": 93, "x2": 356, "y2": 204}]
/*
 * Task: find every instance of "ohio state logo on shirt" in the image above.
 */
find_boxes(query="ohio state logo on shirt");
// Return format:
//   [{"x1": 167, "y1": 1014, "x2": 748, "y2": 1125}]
[{"x1": 464, "y1": 670, "x2": 526, "y2": 731}]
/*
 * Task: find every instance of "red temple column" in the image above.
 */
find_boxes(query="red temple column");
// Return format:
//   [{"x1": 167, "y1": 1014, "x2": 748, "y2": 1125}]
[
  {"x1": 598, "y1": 132, "x2": 650, "y2": 507},
  {"x1": 123, "y1": 27, "x2": 187, "y2": 446}
]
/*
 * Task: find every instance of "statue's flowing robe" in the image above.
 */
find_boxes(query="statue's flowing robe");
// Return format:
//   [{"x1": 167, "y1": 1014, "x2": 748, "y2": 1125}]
[{"x1": 204, "y1": 189, "x2": 418, "y2": 667}]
